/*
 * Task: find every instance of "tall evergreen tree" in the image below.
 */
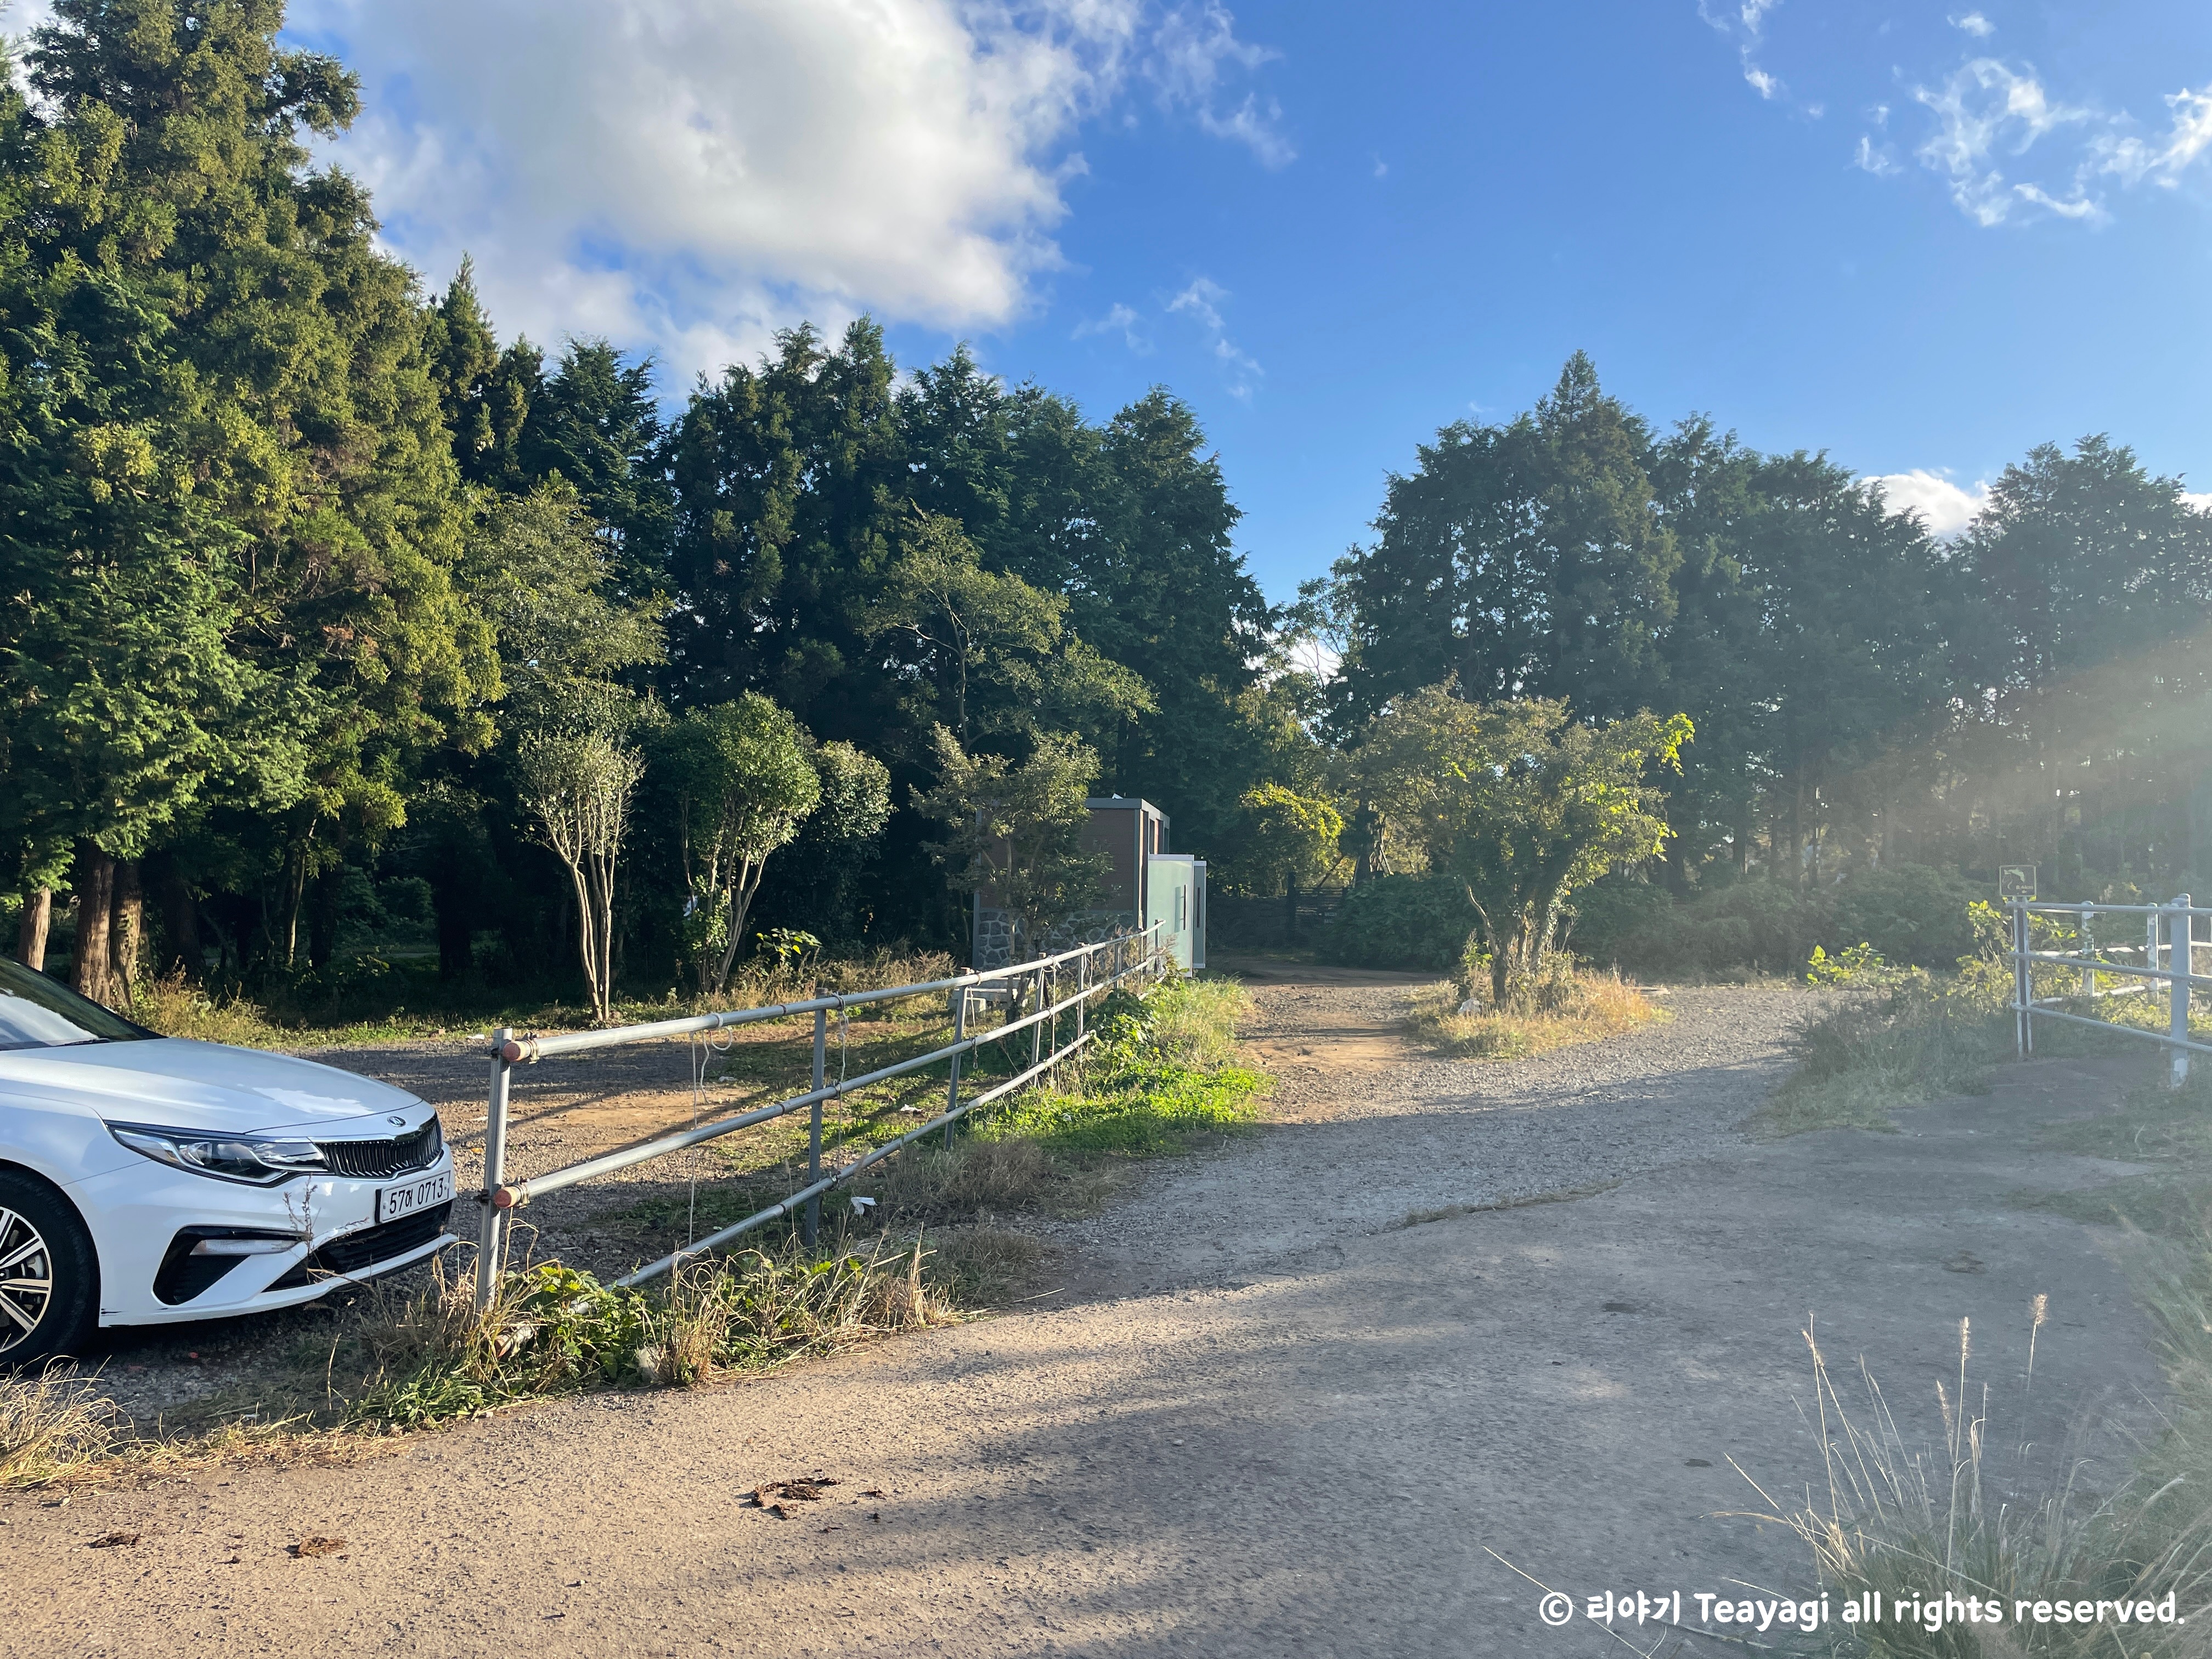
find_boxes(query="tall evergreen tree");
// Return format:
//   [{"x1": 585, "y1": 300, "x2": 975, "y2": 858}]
[
  {"x1": 2, "y1": 0, "x2": 496, "y2": 980},
  {"x1": 1951, "y1": 437, "x2": 2212, "y2": 872},
  {"x1": 521, "y1": 339, "x2": 673, "y2": 597},
  {"x1": 1323, "y1": 354, "x2": 1677, "y2": 733}
]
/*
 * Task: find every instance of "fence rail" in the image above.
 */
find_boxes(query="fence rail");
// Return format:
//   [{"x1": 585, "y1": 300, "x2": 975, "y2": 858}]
[
  {"x1": 2008, "y1": 895, "x2": 2209, "y2": 1087},
  {"x1": 471, "y1": 926, "x2": 1169, "y2": 1309}
]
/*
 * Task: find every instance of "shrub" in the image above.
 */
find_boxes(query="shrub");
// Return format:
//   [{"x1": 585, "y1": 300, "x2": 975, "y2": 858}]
[
  {"x1": 1566, "y1": 873, "x2": 1818, "y2": 979},
  {"x1": 1826, "y1": 864, "x2": 1988, "y2": 968},
  {"x1": 1319, "y1": 874, "x2": 1477, "y2": 972}
]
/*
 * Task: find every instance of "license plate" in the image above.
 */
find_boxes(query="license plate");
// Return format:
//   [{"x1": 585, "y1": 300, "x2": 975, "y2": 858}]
[{"x1": 375, "y1": 1169, "x2": 453, "y2": 1225}]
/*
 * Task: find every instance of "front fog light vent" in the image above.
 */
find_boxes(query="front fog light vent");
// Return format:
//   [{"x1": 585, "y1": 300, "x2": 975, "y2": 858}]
[{"x1": 154, "y1": 1228, "x2": 303, "y2": 1305}]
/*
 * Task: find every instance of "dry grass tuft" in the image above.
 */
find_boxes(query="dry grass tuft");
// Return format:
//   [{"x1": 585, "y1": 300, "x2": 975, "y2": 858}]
[
  {"x1": 859, "y1": 1136, "x2": 1122, "y2": 1224},
  {"x1": 927, "y1": 1229, "x2": 1052, "y2": 1306},
  {"x1": 868, "y1": 1137, "x2": 1057, "y2": 1221},
  {"x1": 1747, "y1": 1307, "x2": 2209, "y2": 1657},
  {"x1": 0, "y1": 1367, "x2": 122, "y2": 1487},
  {"x1": 1409, "y1": 969, "x2": 1662, "y2": 1059}
]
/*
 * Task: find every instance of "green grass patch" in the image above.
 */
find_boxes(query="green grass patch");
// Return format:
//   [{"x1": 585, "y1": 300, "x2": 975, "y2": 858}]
[
  {"x1": 345, "y1": 1245, "x2": 953, "y2": 1431},
  {"x1": 984, "y1": 1060, "x2": 1267, "y2": 1155}
]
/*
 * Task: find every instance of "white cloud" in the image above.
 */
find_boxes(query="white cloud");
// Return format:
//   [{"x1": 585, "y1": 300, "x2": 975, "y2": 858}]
[
  {"x1": 1700, "y1": 0, "x2": 1790, "y2": 104},
  {"x1": 1911, "y1": 58, "x2": 2090, "y2": 225},
  {"x1": 1146, "y1": 3, "x2": 1292, "y2": 166},
  {"x1": 2091, "y1": 83, "x2": 2212, "y2": 187},
  {"x1": 1284, "y1": 636, "x2": 1341, "y2": 684},
  {"x1": 2013, "y1": 181, "x2": 2102, "y2": 221},
  {"x1": 275, "y1": 0, "x2": 1282, "y2": 383},
  {"x1": 1869, "y1": 469, "x2": 1990, "y2": 537},
  {"x1": 1950, "y1": 12, "x2": 1995, "y2": 37},
  {"x1": 1167, "y1": 276, "x2": 1261, "y2": 399},
  {"x1": 1200, "y1": 92, "x2": 1294, "y2": 167},
  {"x1": 1073, "y1": 302, "x2": 1149, "y2": 351},
  {"x1": 1854, "y1": 135, "x2": 1901, "y2": 176},
  {"x1": 2184, "y1": 490, "x2": 2212, "y2": 514}
]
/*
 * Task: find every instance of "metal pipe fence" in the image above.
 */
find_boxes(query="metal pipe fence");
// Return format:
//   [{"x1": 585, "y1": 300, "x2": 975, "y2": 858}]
[
  {"x1": 471, "y1": 925, "x2": 1168, "y2": 1309},
  {"x1": 2008, "y1": 895, "x2": 2209, "y2": 1088}
]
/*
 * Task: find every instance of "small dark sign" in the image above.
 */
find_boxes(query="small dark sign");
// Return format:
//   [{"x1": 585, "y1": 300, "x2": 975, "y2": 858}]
[{"x1": 1998, "y1": 864, "x2": 2038, "y2": 899}]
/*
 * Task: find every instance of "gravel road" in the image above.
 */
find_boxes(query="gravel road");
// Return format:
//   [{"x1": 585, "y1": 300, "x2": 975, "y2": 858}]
[
  {"x1": 8, "y1": 971, "x2": 2171, "y2": 1659},
  {"x1": 1056, "y1": 977, "x2": 1813, "y2": 1297}
]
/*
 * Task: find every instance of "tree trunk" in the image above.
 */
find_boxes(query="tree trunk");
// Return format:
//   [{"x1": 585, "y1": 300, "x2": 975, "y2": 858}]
[
  {"x1": 712, "y1": 860, "x2": 768, "y2": 995},
  {"x1": 433, "y1": 877, "x2": 473, "y2": 980},
  {"x1": 16, "y1": 888, "x2": 51, "y2": 971},
  {"x1": 589, "y1": 849, "x2": 618, "y2": 1024},
  {"x1": 71, "y1": 845, "x2": 116, "y2": 1006},
  {"x1": 1791, "y1": 777, "x2": 1808, "y2": 891},
  {"x1": 307, "y1": 865, "x2": 345, "y2": 970},
  {"x1": 110, "y1": 861, "x2": 144, "y2": 1007},
  {"x1": 281, "y1": 842, "x2": 309, "y2": 969},
  {"x1": 565, "y1": 860, "x2": 602, "y2": 1022},
  {"x1": 155, "y1": 856, "x2": 201, "y2": 979}
]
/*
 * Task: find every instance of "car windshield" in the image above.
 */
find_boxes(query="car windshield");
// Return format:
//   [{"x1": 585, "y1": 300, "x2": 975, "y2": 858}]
[{"x1": 0, "y1": 959, "x2": 153, "y2": 1050}]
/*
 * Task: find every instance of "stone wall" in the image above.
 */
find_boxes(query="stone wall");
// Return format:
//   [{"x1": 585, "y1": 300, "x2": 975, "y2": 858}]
[{"x1": 972, "y1": 906, "x2": 1140, "y2": 969}]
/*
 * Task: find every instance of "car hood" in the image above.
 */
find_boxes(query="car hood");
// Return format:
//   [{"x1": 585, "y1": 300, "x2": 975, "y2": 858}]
[{"x1": 0, "y1": 1038, "x2": 433, "y2": 1137}]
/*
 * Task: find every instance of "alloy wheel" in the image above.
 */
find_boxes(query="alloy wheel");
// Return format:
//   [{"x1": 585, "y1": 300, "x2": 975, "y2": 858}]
[{"x1": 0, "y1": 1207, "x2": 54, "y2": 1351}]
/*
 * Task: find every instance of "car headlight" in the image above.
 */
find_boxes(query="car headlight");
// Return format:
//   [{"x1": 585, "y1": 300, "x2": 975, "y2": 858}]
[{"x1": 107, "y1": 1122, "x2": 328, "y2": 1185}]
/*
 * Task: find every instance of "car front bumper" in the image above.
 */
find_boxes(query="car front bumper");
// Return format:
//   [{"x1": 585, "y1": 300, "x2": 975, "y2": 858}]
[{"x1": 72, "y1": 1154, "x2": 462, "y2": 1327}]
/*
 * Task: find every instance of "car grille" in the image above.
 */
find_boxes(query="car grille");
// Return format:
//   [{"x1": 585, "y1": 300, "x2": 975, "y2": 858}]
[
  {"x1": 269, "y1": 1202, "x2": 454, "y2": 1289},
  {"x1": 315, "y1": 1118, "x2": 442, "y2": 1179}
]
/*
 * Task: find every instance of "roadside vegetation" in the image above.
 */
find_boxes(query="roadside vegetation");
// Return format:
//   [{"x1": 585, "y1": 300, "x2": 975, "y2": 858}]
[
  {"x1": 1408, "y1": 963, "x2": 1663, "y2": 1059},
  {"x1": 0, "y1": 972, "x2": 1262, "y2": 1481},
  {"x1": 124, "y1": 947, "x2": 961, "y2": 1051},
  {"x1": 1757, "y1": 1285, "x2": 2210, "y2": 1659},
  {"x1": 1747, "y1": 907, "x2": 2212, "y2": 1651},
  {"x1": 1750, "y1": 900, "x2": 2212, "y2": 1141}
]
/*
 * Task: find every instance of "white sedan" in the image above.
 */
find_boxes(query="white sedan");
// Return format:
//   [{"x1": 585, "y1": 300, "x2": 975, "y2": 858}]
[{"x1": 0, "y1": 958, "x2": 458, "y2": 1364}]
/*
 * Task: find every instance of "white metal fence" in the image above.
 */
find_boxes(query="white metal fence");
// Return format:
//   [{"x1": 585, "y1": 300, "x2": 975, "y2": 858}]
[
  {"x1": 2008, "y1": 895, "x2": 2209, "y2": 1087},
  {"x1": 469, "y1": 926, "x2": 1167, "y2": 1310}
]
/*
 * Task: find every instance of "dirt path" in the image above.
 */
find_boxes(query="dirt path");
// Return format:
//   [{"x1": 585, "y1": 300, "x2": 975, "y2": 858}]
[
  {"x1": 9, "y1": 972, "x2": 2174, "y2": 1658},
  {"x1": 1054, "y1": 972, "x2": 1815, "y2": 1298}
]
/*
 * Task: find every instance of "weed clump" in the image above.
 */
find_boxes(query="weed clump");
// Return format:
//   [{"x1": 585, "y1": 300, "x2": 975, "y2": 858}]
[
  {"x1": 0, "y1": 1367, "x2": 121, "y2": 1486},
  {"x1": 1409, "y1": 965, "x2": 1662, "y2": 1059},
  {"x1": 346, "y1": 1241, "x2": 952, "y2": 1431},
  {"x1": 1757, "y1": 1303, "x2": 2210, "y2": 1657},
  {"x1": 1754, "y1": 980, "x2": 2014, "y2": 1139}
]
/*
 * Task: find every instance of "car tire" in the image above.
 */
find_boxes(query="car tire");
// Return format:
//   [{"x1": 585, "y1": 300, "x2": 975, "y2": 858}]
[{"x1": 0, "y1": 1171, "x2": 98, "y2": 1367}]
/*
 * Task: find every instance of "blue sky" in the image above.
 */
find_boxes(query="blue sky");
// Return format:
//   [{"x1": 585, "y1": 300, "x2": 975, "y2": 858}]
[{"x1": 29, "y1": 1, "x2": 2211, "y2": 601}]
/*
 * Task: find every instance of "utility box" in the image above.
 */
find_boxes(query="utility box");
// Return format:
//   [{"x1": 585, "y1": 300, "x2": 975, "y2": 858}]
[
  {"x1": 970, "y1": 796, "x2": 1175, "y2": 969},
  {"x1": 1146, "y1": 854, "x2": 1205, "y2": 971}
]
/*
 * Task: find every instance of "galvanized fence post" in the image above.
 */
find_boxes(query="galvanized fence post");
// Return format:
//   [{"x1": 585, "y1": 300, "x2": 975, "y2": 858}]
[
  {"x1": 474, "y1": 1026, "x2": 515, "y2": 1313},
  {"x1": 805, "y1": 1007, "x2": 827, "y2": 1246},
  {"x1": 944, "y1": 987, "x2": 968, "y2": 1149},
  {"x1": 1032, "y1": 962, "x2": 1046, "y2": 1070},
  {"x1": 2170, "y1": 895, "x2": 2193, "y2": 1091},
  {"x1": 2012, "y1": 900, "x2": 2031, "y2": 1058}
]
